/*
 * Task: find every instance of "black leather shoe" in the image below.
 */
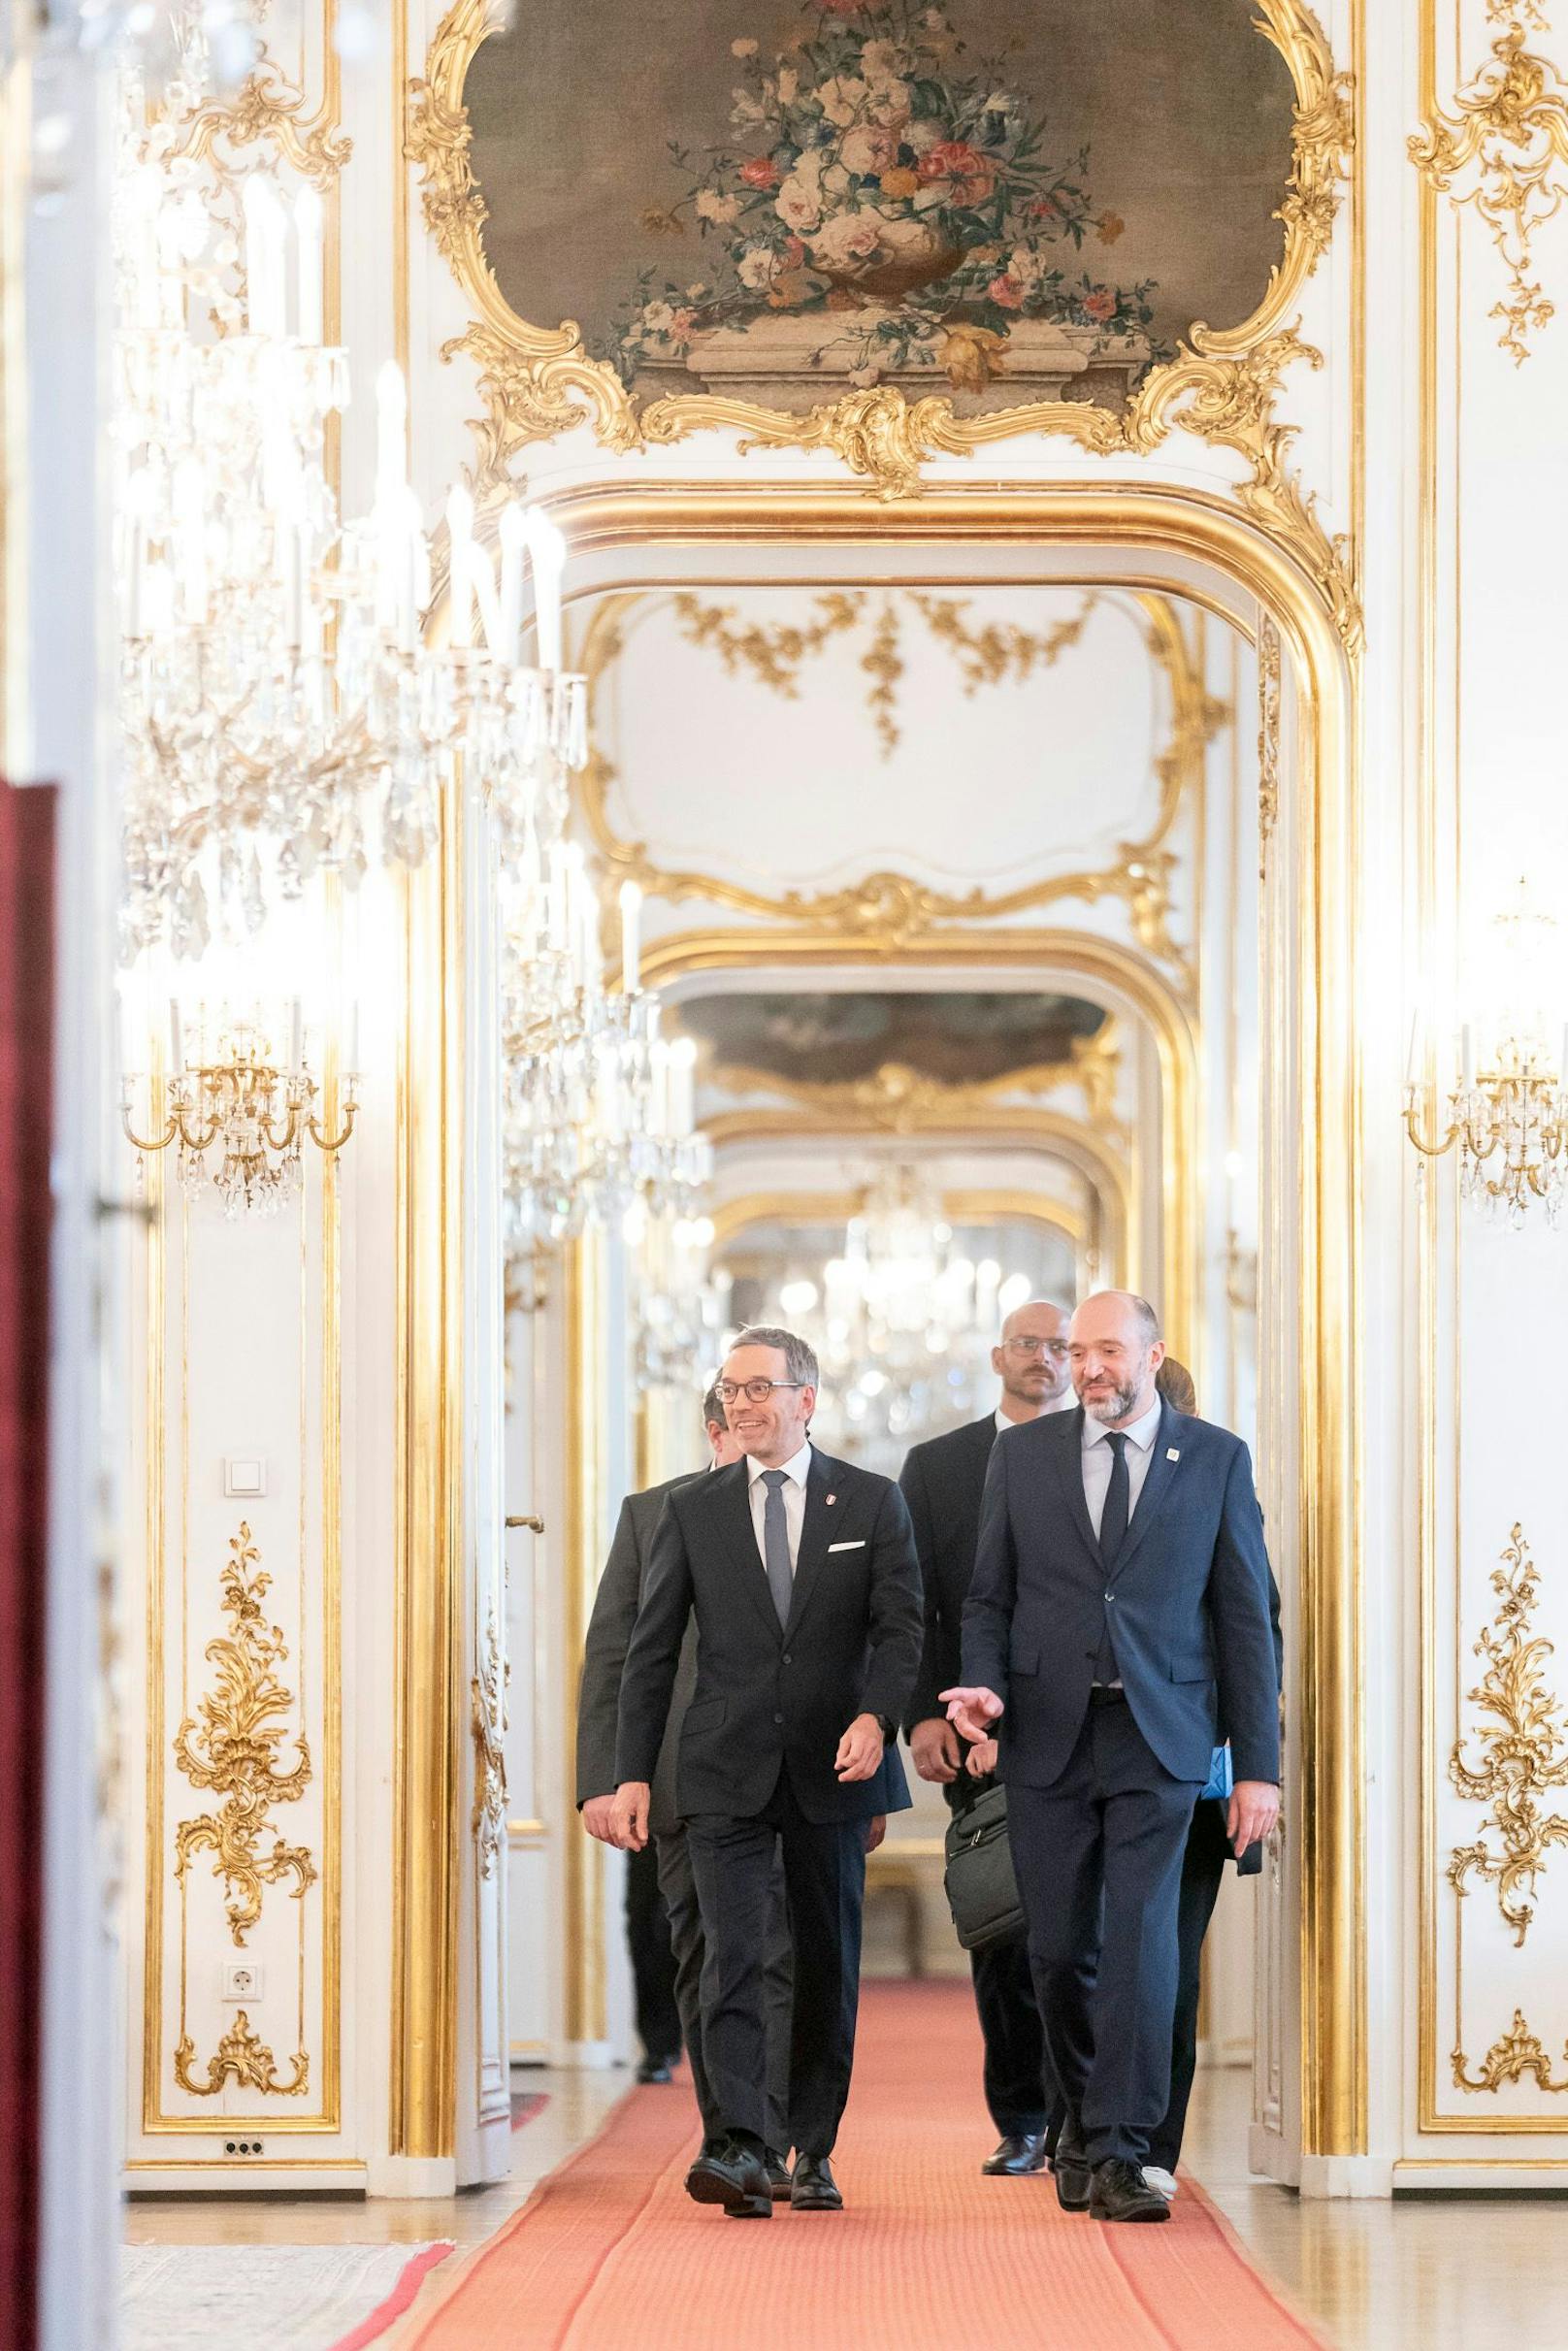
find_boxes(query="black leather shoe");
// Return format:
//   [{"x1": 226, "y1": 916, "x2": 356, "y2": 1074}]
[
  {"x1": 1089, "y1": 2158, "x2": 1170, "y2": 2224},
  {"x1": 982, "y1": 2132, "x2": 1048, "y2": 2176},
  {"x1": 637, "y1": 2054, "x2": 676, "y2": 2084},
  {"x1": 1052, "y1": 2128, "x2": 1093, "y2": 2212},
  {"x1": 766, "y1": 2150, "x2": 793, "y2": 2202},
  {"x1": 685, "y1": 2139, "x2": 771, "y2": 2219},
  {"x1": 790, "y1": 2153, "x2": 843, "y2": 2210}
]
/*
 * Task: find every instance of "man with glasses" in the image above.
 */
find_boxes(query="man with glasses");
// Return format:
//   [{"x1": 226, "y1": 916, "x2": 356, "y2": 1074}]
[
  {"x1": 899, "y1": 1299, "x2": 1074, "y2": 2179},
  {"x1": 612, "y1": 1325, "x2": 924, "y2": 2220}
]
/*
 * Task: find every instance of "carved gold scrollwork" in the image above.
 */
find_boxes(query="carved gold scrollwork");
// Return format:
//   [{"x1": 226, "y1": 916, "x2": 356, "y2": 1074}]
[
  {"x1": 1258, "y1": 613, "x2": 1283, "y2": 877},
  {"x1": 408, "y1": 0, "x2": 1358, "y2": 645},
  {"x1": 161, "y1": 46, "x2": 352, "y2": 189},
  {"x1": 1448, "y1": 1524, "x2": 1568, "y2": 1947},
  {"x1": 173, "y1": 1523, "x2": 316, "y2": 1948},
  {"x1": 1453, "y1": 2008, "x2": 1568, "y2": 2095},
  {"x1": 1411, "y1": 24, "x2": 1568, "y2": 364},
  {"x1": 707, "y1": 1031, "x2": 1124, "y2": 1137},
  {"x1": 472, "y1": 1614, "x2": 508, "y2": 1878},
  {"x1": 174, "y1": 2008, "x2": 310, "y2": 2099}
]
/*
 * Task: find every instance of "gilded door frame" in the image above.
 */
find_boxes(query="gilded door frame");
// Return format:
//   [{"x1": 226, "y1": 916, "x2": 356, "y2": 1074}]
[{"x1": 545, "y1": 476, "x2": 1362, "y2": 2164}]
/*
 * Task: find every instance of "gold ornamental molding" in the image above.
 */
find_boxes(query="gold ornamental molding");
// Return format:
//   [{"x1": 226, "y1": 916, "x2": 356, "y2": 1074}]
[
  {"x1": 408, "y1": 1, "x2": 1357, "y2": 644},
  {"x1": 579, "y1": 589, "x2": 1221, "y2": 985},
  {"x1": 1257, "y1": 612, "x2": 1283, "y2": 878},
  {"x1": 472, "y1": 1613, "x2": 509, "y2": 1879},
  {"x1": 159, "y1": 46, "x2": 352, "y2": 191},
  {"x1": 175, "y1": 2008, "x2": 310, "y2": 2101},
  {"x1": 173, "y1": 1523, "x2": 316, "y2": 1948},
  {"x1": 706, "y1": 1021, "x2": 1123, "y2": 1134},
  {"x1": 708, "y1": 1185, "x2": 1092, "y2": 1259},
  {"x1": 1448, "y1": 1524, "x2": 1568, "y2": 1948},
  {"x1": 1410, "y1": 23, "x2": 1568, "y2": 365},
  {"x1": 1454, "y1": 2008, "x2": 1568, "y2": 2097}
]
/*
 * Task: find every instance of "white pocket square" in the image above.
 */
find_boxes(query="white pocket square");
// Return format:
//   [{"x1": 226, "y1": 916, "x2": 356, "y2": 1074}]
[{"x1": 827, "y1": 1539, "x2": 866, "y2": 1552}]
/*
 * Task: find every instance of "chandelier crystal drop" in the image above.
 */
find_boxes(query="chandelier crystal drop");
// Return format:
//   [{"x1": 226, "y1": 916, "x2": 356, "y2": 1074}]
[{"x1": 114, "y1": 119, "x2": 585, "y2": 963}]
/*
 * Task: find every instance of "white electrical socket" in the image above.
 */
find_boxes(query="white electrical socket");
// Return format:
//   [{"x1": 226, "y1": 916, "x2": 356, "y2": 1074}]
[{"x1": 222, "y1": 1961, "x2": 264, "y2": 2002}]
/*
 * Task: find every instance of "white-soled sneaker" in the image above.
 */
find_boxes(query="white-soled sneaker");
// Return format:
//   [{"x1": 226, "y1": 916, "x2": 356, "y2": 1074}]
[{"x1": 1141, "y1": 2166, "x2": 1179, "y2": 2201}]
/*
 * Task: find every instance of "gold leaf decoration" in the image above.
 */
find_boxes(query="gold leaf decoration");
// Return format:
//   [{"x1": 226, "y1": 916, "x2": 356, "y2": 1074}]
[
  {"x1": 1257, "y1": 613, "x2": 1283, "y2": 878},
  {"x1": 1448, "y1": 1523, "x2": 1568, "y2": 1945},
  {"x1": 708, "y1": 1028, "x2": 1124, "y2": 1135},
  {"x1": 471, "y1": 1614, "x2": 508, "y2": 1878},
  {"x1": 174, "y1": 2008, "x2": 309, "y2": 2100},
  {"x1": 1453, "y1": 2007, "x2": 1568, "y2": 2095},
  {"x1": 173, "y1": 1522, "x2": 316, "y2": 1948},
  {"x1": 163, "y1": 47, "x2": 352, "y2": 189},
  {"x1": 1410, "y1": 26, "x2": 1568, "y2": 364}
]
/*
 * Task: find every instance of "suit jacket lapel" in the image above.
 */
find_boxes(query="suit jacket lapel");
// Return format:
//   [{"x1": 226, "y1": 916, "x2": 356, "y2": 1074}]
[
  {"x1": 711, "y1": 1460, "x2": 783, "y2": 1640},
  {"x1": 1050, "y1": 1408, "x2": 1103, "y2": 1569},
  {"x1": 1108, "y1": 1398, "x2": 1182, "y2": 1584},
  {"x1": 783, "y1": 1452, "x2": 833, "y2": 1637}
]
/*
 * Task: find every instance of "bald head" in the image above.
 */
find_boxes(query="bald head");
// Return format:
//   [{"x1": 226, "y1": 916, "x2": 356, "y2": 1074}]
[
  {"x1": 1068, "y1": 1290, "x2": 1165, "y2": 1427},
  {"x1": 992, "y1": 1296, "x2": 1073, "y2": 1421}
]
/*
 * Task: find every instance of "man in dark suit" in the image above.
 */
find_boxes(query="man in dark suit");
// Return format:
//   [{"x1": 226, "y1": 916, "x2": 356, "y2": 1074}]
[
  {"x1": 613, "y1": 1324, "x2": 924, "y2": 2220},
  {"x1": 899, "y1": 1296, "x2": 1074, "y2": 2178},
  {"x1": 944, "y1": 1290, "x2": 1280, "y2": 2225},
  {"x1": 575, "y1": 1385, "x2": 795, "y2": 2184}
]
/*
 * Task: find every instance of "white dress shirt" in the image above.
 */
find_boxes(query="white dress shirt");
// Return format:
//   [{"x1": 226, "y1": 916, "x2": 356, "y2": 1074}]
[
  {"x1": 1080, "y1": 1396, "x2": 1163, "y2": 1536},
  {"x1": 747, "y1": 1441, "x2": 812, "y2": 1579}
]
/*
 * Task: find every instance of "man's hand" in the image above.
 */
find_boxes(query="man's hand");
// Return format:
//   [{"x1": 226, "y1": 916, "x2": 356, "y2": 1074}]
[
  {"x1": 835, "y1": 1712, "x2": 885, "y2": 1782},
  {"x1": 965, "y1": 1736, "x2": 999, "y2": 1780},
  {"x1": 939, "y1": 1684, "x2": 1005, "y2": 1744},
  {"x1": 580, "y1": 1795, "x2": 619, "y2": 1844},
  {"x1": 865, "y1": 1813, "x2": 887, "y2": 1854},
  {"x1": 1226, "y1": 1780, "x2": 1280, "y2": 1857},
  {"x1": 910, "y1": 1716, "x2": 961, "y2": 1784},
  {"x1": 610, "y1": 1781, "x2": 652, "y2": 1852}
]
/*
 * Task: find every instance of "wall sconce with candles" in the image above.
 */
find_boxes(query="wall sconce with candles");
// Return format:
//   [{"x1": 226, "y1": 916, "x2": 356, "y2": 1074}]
[
  {"x1": 121, "y1": 998, "x2": 359, "y2": 1218},
  {"x1": 1403, "y1": 882, "x2": 1568, "y2": 1225}
]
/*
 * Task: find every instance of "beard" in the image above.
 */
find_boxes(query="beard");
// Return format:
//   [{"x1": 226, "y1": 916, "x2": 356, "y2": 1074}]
[{"x1": 1081, "y1": 1372, "x2": 1140, "y2": 1423}]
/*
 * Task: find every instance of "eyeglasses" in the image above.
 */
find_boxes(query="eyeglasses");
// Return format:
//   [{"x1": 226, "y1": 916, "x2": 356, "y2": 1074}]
[
  {"x1": 713, "y1": 1378, "x2": 808, "y2": 1405},
  {"x1": 1003, "y1": 1337, "x2": 1068, "y2": 1358}
]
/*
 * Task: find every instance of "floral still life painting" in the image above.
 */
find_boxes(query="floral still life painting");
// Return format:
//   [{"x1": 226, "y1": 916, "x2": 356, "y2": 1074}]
[{"x1": 461, "y1": 0, "x2": 1298, "y2": 418}]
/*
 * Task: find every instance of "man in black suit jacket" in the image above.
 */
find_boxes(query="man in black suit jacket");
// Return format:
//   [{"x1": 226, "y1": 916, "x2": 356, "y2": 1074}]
[
  {"x1": 945, "y1": 1291, "x2": 1280, "y2": 2226},
  {"x1": 899, "y1": 1296, "x2": 1074, "y2": 2177},
  {"x1": 613, "y1": 1325, "x2": 924, "y2": 2220}
]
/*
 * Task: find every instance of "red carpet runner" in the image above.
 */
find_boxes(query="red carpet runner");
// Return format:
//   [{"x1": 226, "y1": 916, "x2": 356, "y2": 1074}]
[{"x1": 398, "y1": 1981, "x2": 1327, "y2": 2351}]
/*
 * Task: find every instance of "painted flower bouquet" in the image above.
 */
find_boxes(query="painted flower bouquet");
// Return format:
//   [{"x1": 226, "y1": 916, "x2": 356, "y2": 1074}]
[{"x1": 602, "y1": 0, "x2": 1160, "y2": 391}]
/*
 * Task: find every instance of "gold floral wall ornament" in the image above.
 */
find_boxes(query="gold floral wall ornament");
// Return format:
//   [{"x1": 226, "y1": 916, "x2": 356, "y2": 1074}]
[
  {"x1": 173, "y1": 1523, "x2": 316, "y2": 1948},
  {"x1": 1448, "y1": 1524, "x2": 1568, "y2": 1946},
  {"x1": 160, "y1": 45, "x2": 352, "y2": 190},
  {"x1": 174, "y1": 2009, "x2": 310, "y2": 2100},
  {"x1": 667, "y1": 588, "x2": 1095, "y2": 759},
  {"x1": 1453, "y1": 2008, "x2": 1568, "y2": 2095},
  {"x1": 576, "y1": 590, "x2": 1217, "y2": 985},
  {"x1": 707, "y1": 1028, "x2": 1125, "y2": 1136},
  {"x1": 471, "y1": 1614, "x2": 509, "y2": 1878},
  {"x1": 1258, "y1": 612, "x2": 1282, "y2": 877},
  {"x1": 1410, "y1": 26, "x2": 1568, "y2": 364},
  {"x1": 408, "y1": 0, "x2": 1357, "y2": 645}
]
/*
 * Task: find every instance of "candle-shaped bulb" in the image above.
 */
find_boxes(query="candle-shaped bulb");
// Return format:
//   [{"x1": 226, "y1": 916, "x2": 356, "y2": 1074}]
[
  {"x1": 619, "y1": 880, "x2": 641, "y2": 995},
  {"x1": 294, "y1": 186, "x2": 324, "y2": 344},
  {"x1": 526, "y1": 509, "x2": 566, "y2": 672},
  {"x1": 447, "y1": 484, "x2": 474, "y2": 650},
  {"x1": 498, "y1": 503, "x2": 527, "y2": 669},
  {"x1": 376, "y1": 361, "x2": 408, "y2": 506}
]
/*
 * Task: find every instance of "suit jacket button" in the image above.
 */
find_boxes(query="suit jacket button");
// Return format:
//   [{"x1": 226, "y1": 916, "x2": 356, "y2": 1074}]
[
  {"x1": 782, "y1": 1652, "x2": 792, "y2": 1665},
  {"x1": 773, "y1": 1712, "x2": 784, "y2": 1725}
]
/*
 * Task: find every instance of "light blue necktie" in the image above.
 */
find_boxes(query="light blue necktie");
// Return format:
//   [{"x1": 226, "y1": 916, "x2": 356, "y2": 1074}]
[{"x1": 761, "y1": 1468, "x2": 794, "y2": 1631}]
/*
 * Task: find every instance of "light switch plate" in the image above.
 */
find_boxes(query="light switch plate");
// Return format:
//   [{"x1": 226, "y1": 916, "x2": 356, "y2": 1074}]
[
  {"x1": 224, "y1": 1456, "x2": 266, "y2": 1497},
  {"x1": 222, "y1": 1961, "x2": 263, "y2": 2003}
]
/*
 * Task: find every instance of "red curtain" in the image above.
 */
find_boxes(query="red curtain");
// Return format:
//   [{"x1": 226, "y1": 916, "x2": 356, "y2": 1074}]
[{"x1": 0, "y1": 777, "x2": 55, "y2": 2351}]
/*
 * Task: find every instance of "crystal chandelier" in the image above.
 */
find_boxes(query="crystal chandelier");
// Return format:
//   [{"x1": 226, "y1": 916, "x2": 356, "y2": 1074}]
[
  {"x1": 114, "y1": 97, "x2": 584, "y2": 962},
  {"x1": 120, "y1": 996, "x2": 356, "y2": 1217},
  {"x1": 1404, "y1": 882, "x2": 1568, "y2": 1225},
  {"x1": 633, "y1": 1213, "x2": 733, "y2": 1393}
]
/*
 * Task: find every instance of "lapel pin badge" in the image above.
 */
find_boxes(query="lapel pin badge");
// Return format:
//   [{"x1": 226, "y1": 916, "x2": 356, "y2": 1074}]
[
  {"x1": 1166, "y1": 1448, "x2": 1181, "y2": 1462},
  {"x1": 826, "y1": 1493, "x2": 836, "y2": 1506}
]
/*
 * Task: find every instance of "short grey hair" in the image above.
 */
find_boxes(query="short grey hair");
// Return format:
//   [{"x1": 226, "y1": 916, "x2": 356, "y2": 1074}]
[
  {"x1": 701, "y1": 1380, "x2": 727, "y2": 1431},
  {"x1": 730, "y1": 1323, "x2": 819, "y2": 1388}
]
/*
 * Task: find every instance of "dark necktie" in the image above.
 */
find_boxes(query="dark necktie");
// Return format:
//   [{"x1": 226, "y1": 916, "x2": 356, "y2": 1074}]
[
  {"x1": 761, "y1": 1468, "x2": 794, "y2": 1631},
  {"x1": 1093, "y1": 1431, "x2": 1129, "y2": 1685}
]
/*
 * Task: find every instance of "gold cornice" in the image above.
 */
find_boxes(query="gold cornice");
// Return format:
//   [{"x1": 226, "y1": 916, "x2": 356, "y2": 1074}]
[
  {"x1": 704, "y1": 1024, "x2": 1123, "y2": 1134},
  {"x1": 410, "y1": 0, "x2": 1356, "y2": 642},
  {"x1": 708, "y1": 1185, "x2": 1090, "y2": 1258},
  {"x1": 578, "y1": 588, "x2": 1218, "y2": 983}
]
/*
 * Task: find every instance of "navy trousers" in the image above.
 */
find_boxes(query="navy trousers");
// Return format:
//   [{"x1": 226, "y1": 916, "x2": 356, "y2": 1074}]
[
  {"x1": 1008, "y1": 1693, "x2": 1201, "y2": 2168},
  {"x1": 655, "y1": 1824, "x2": 793, "y2": 2153}
]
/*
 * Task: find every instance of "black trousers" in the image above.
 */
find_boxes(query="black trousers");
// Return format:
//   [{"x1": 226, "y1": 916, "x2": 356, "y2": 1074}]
[
  {"x1": 655, "y1": 1824, "x2": 792, "y2": 2153},
  {"x1": 1146, "y1": 1798, "x2": 1229, "y2": 2172},
  {"x1": 1009, "y1": 1695, "x2": 1200, "y2": 2168},
  {"x1": 686, "y1": 1769, "x2": 866, "y2": 2158},
  {"x1": 624, "y1": 1838, "x2": 681, "y2": 2066}
]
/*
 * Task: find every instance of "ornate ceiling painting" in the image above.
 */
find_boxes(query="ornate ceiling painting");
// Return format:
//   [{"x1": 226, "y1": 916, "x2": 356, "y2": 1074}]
[{"x1": 409, "y1": 0, "x2": 1356, "y2": 640}]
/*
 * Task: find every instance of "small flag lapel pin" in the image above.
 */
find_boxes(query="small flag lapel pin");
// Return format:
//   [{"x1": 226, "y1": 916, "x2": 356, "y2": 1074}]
[
  {"x1": 826, "y1": 1493, "x2": 836, "y2": 1506},
  {"x1": 1166, "y1": 1448, "x2": 1181, "y2": 1462}
]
